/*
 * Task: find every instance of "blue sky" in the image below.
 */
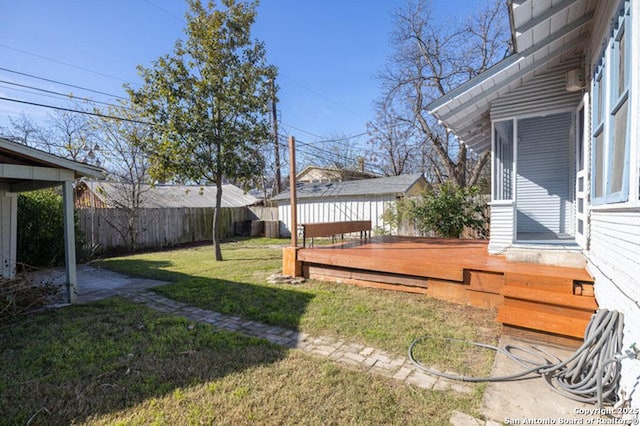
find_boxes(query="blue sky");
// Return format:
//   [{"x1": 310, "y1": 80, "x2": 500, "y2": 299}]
[{"x1": 0, "y1": 0, "x2": 480, "y2": 150}]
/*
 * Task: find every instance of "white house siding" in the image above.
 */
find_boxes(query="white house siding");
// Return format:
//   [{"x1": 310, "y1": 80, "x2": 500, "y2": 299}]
[
  {"x1": 0, "y1": 185, "x2": 18, "y2": 278},
  {"x1": 584, "y1": 0, "x2": 640, "y2": 410},
  {"x1": 490, "y1": 59, "x2": 583, "y2": 122},
  {"x1": 589, "y1": 209, "x2": 640, "y2": 408},
  {"x1": 487, "y1": 201, "x2": 514, "y2": 254},
  {"x1": 277, "y1": 196, "x2": 393, "y2": 237},
  {"x1": 489, "y1": 62, "x2": 582, "y2": 247}
]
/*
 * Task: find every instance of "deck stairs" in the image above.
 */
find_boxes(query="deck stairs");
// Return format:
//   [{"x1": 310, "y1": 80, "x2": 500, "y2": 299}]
[
  {"x1": 496, "y1": 271, "x2": 597, "y2": 339},
  {"x1": 294, "y1": 237, "x2": 598, "y2": 340}
]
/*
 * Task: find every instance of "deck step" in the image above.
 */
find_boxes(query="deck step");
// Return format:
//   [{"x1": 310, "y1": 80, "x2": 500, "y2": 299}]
[
  {"x1": 501, "y1": 286, "x2": 597, "y2": 310},
  {"x1": 497, "y1": 303, "x2": 594, "y2": 339},
  {"x1": 498, "y1": 272, "x2": 597, "y2": 338},
  {"x1": 503, "y1": 272, "x2": 576, "y2": 293}
]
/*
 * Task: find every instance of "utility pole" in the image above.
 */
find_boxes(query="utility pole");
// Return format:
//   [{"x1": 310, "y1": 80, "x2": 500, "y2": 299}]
[{"x1": 270, "y1": 77, "x2": 282, "y2": 194}]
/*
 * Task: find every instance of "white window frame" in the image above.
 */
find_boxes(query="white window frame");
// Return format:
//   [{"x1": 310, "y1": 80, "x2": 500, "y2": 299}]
[{"x1": 591, "y1": 0, "x2": 632, "y2": 205}]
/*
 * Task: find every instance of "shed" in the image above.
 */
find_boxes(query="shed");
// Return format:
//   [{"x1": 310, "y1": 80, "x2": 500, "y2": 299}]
[
  {"x1": 0, "y1": 137, "x2": 103, "y2": 303},
  {"x1": 272, "y1": 173, "x2": 427, "y2": 235}
]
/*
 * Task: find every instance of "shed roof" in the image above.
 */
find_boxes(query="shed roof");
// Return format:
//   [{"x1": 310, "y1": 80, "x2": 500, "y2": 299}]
[
  {"x1": 271, "y1": 173, "x2": 426, "y2": 203},
  {"x1": 84, "y1": 181, "x2": 258, "y2": 208},
  {"x1": 427, "y1": 0, "x2": 596, "y2": 153}
]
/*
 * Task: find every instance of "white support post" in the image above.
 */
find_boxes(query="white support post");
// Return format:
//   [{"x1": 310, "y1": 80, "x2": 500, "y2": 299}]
[
  {"x1": 0, "y1": 188, "x2": 18, "y2": 278},
  {"x1": 62, "y1": 181, "x2": 78, "y2": 303}
]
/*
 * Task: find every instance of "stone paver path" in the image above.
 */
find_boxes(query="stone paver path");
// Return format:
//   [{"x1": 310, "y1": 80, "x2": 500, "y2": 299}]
[{"x1": 121, "y1": 289, "x2": 472, "y2": 395}]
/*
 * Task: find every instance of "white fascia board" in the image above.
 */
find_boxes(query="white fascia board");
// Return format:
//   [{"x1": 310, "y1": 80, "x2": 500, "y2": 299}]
[
  {"x1": 0, "y1": 138, "x2": 103, "y2": 179},
  {"x1": 428, "y1": 9, "x2": 594, "y2": 121},
  {"x1": 516, "y1": 0, "x2": 580, "y2": 35},
  {"x1": 0, "y1": 164, "x2": 75, "y2": 182}
]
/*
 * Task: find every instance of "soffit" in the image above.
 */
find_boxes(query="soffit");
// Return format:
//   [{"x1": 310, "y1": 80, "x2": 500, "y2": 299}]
[{"x1": 427, "y1": 0, "x2": 596, "y2": 153}]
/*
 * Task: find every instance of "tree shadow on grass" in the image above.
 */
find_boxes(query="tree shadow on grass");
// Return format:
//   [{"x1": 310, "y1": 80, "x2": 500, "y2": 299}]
[
  {"x1": 0, "y1": 259, "x2": 314, "y2": 424},
  {"x1": 100, "y1": 258, "x2": 315, "y2": 329}
]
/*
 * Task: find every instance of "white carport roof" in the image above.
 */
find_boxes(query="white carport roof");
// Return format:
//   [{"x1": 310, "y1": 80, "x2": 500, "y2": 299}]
[
  {"x1": 427, "y1": 0, "x2": 596, "y2": 153},
  {"x1": 0, "y1": 137, "x2": 103, "y2": 191}
]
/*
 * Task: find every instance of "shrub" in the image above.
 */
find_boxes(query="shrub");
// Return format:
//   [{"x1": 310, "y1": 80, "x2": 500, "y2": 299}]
[
  {"x1": 384, "y1": 182, "x2": 488, "y2": 239},
  {"x1": 16, "y1": 188, "x2": 87, "y2": 268}
]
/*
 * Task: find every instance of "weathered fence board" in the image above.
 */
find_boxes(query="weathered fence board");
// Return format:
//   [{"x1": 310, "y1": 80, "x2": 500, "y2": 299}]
[
  {"x1": 78, "y1": 207, "x2": 262, "y2": 254},
  {"x1": 248, "y1": 206, "x2": 278, "y2": 221}
]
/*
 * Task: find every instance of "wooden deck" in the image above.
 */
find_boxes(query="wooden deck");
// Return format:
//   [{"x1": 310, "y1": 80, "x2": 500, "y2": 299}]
[{"x1": 296, "y1": 236, "x2": 597, "y2": 340}]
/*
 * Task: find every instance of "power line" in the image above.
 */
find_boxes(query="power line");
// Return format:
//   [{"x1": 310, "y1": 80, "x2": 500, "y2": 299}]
[
  {"x1": 280, "y1": 122, "x2": 368, "y2": 144},
  {"x1": 0, "y1": 43, "x2": 134, "y2": 85},
  {"x1": 277, "y1": 130, "x2": 368, "y2": 162},
  {"x1": 0, "y1": 80, "x2": 130, "y2": 111},
  {"x1": 0, "y1": 96, "x2": 152, "y2": 126},
  {"x1": 142, "y1": 0, "x2": 184, "y2": 22},
  {"x1": 280, "y1": 121, "x2": 324, "y2": 139},
  {"x1": 0, "y1": 67, "x2": 129, "y2": 100},
  {"x1": 313, "y1": 131, "x2": 369, "y2": 144},
  {"x1": 289, "y1": 135, "x2": 367, "y2": 165},
  {"x1": 279, "y1": 73, "x2": 370, "y2": 121},
  {"x1": 0, "y1": 83, "x2": 75, "y2": 105}
]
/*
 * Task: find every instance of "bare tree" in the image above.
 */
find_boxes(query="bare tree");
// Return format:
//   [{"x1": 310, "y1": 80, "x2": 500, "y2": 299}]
[
  {"x1": 90, "y1": 104, "x2": 152, "y2": 251},
  {"x1": 45, "y1": 106, "x2": 98, "y2": 162},
  {"x1": 367, "y1": 98, "x2": 424, "y2": 176},
  {"x1": 3, "y1": 107, "x2": 99, "y2": 164},
  {"x1": 297, "y1": 133, "x2": 367, "y2": 173},
  {"x1": 2, "y1": 113, "x2": 47, "y2": 148},
  {"x1": 373, "y1": 0, "x2": 509, "y2": 187}
]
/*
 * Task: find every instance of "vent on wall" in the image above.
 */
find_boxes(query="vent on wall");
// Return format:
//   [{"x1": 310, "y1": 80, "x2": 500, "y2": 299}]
[{"x1": 566, "y1": 68, "x2": 585, "y2": 92}]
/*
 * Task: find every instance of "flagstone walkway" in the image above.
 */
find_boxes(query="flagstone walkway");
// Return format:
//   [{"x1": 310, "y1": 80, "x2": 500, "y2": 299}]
[{"x1": 120, "y1": 288, "x2": 473, "y2": 396}]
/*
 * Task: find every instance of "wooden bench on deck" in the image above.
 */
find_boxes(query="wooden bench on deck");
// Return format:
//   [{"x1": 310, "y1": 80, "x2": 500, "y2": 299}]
[{"x1": 301, "y1": 220, "x2": 371, "y2": 248}]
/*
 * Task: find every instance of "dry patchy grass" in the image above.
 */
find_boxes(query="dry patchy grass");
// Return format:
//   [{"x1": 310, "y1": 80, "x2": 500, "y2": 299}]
[
  {"x1": 99, "y1": 238, "x2": 500, "y2": 373},
  {"x1": 2, "y1": 296, "x2": 480, "y2": 425}
]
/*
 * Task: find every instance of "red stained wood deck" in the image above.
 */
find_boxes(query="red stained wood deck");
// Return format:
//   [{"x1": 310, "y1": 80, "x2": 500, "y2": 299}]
[{"x1": 296, "y1": 236, "x2": 597, "y2": 340}]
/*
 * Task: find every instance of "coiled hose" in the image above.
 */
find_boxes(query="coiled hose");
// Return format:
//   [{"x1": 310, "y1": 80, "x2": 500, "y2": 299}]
[{"x1": 408, "y1": 309, "x2": 625, "y2": 408}]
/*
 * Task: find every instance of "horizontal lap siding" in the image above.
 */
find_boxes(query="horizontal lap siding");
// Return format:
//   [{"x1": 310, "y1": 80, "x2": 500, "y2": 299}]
[
  {"x1": 589, "y1": 209, "x2": 640, "y2": 404},
  {"x1": 278, "y1": 197, "x2": 392, "y2": 236},
  {"x1": 488, "y1": 203, "x2": 514, "y2": 253},
  {"x1": 490, "y1": 60, "x2": 583, "y2": 121}
]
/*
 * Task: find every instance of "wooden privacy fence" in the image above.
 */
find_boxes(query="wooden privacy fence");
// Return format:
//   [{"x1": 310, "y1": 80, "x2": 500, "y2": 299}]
[{"x1": 77, "y1": 206, "x2": 278, "y2": 254}]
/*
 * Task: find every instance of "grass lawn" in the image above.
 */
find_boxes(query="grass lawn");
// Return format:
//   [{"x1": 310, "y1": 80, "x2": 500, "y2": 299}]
[
  {"x1": 99, "y1": 238, "x2": 500, "y2": 374},
  {"x1": 0, "y1": 238, "x2": 501, "y2": 424},
  {"x1": 1, "y1": 297, "x2": 473, "y2": 425}
]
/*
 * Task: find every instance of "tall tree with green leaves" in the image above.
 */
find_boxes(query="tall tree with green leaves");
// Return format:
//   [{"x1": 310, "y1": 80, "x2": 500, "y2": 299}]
[{"x1": 128, "y1": 0, "x2": 274, "y2": 260}]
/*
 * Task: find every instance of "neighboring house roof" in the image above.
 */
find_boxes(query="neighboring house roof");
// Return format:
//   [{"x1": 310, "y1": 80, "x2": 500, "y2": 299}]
[
  {"x1": 427, "y1": 0, "x2": 596, "y2": 153},
  {"x1": 0, "y1": 137, "x2": 103, "y2": 190},
  {"x1": 81, "y1": 181, "x2": 258, "y2": 208},
  {"x1": 271, "y1": 173, "x2": 426, "y2": 203},
  {"x1": 296, "y1": 165, "x2": 379, "y2": 182}
]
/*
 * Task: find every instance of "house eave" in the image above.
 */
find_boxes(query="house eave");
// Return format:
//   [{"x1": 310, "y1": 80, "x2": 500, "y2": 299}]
[{"x1": 426, "y1": 0, "x2": 595, "y2": 154}]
